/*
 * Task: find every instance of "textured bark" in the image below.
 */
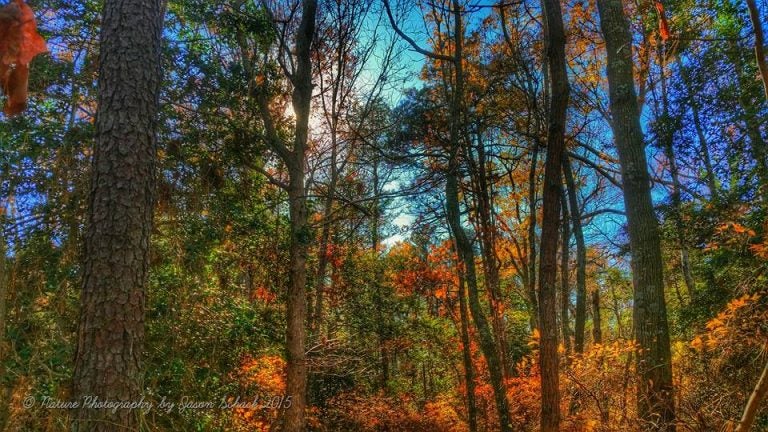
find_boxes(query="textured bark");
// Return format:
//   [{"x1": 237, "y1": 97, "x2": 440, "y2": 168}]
[
  {"x1": 735, "y1": 359, "x2": 768, "y2": 432},
  {"x1": 539, "y1": 0, "x2": 569, "y2": 426},
  {"x1": 285, "y1": 173, "x2": 309, "y2": 432},
  {"x1": 596, "y1": 0, "x2": 676, "y2": 429},
  {"x1": 71, "y1": 0, "x2": 164, "y2": 429},
  {"x1": 564, "y1": 155, "x2": 587, "y2": 353},
  {"x1": 745, "y1": 0, "x2": 768, "y2": 100},
  {"x1": 283, "y1": 3, "x2": 317, "y2": 431}
]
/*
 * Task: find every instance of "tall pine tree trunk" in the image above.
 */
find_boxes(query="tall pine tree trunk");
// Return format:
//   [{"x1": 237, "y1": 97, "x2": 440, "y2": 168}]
[
  {"x1": 596, "y1": 0, "x2": 676, "y2": 429},
  {"x1": 539, "y1": 0, "x2": 569, "y2": 426},
  {"x1": 72, "y1": 0, "x2": 164, "y2": 430},
  {"x1": 563, "y1": 155, "x2": 587, "y2": 353},
  {"x1": 444, "y1": 3, "x2": 512, "y2": 430}
]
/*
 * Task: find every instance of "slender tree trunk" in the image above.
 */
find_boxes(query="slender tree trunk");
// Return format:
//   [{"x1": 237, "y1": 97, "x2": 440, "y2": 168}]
[
  {"x1": 383, "y1": 0, "x2": 510, "y2": 427},
  {"x1": 0, "y1": 230, "x2": 9, "y2": 431},
  {"x1": 312, "y1": 168, "x2": 335, "y2": 335},
  {"x1": 472, "y1": 135, "x2": 511, "y2": 377},
  {"x1": 563, "y1": 155, "x2": 587, "y2": 353},
  {"x1": 72, "y1": 0, "x2": 164, "y2": 429},
  {"x1": 445, "y1": 3, "x2": 511, "y2": 430},
  {"x1": 596, "y1": 0, "x2": 676, "y2": 429},
  {"x1": 658, "y1": 47, "x2": 695, "y2": 301},
  {"x1": 539, "y1": 0, "x2": 569, "y2": 425},
  {"x1": 371, "y1": 160, "x2": 390, "y2": 391},
  {"x1": 729, "y1": 41, "x2": 768, "y2": 203},
  {"x1": 592, "y1": 289, "x2": 602, "y2": 344},
  {"x1": 560, "y1": 186, "x2": 572, "y2": 356},
  {"x1": 745, "y1": 0, "x2": 768, "y2": 100},
  {"x1": 676, "y1": 58, "x2": 717, "y2": 196},
  {"x1": 458, "y1": 268, "x2": 478, "y2": 432},
  {"x1": 448, "y1": 165, "x2": 512, "y2": 432},
  {"x1": 735, "y1": 359, "x2": 768, "y2": 432},
  {"x1": 527, "y1": 143, "x2": 539, "y2": 329},
  {"x1": 0, "y1": 226, "x2": 6, "y2": 358},
  {"x1": 313, "y1": 17, "x2": 349, "y2": 333}
]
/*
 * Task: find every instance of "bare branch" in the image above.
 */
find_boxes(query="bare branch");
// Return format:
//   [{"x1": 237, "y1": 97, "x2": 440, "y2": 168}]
[{"x1": 382, "y1": 0, "x2": 455, "y2": 62}]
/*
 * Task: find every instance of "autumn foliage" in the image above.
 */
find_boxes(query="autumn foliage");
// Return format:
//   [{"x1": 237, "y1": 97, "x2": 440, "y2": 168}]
[
  {"x1": 654, "y1": 1, "x2": 671, "y2": 41},
  {"x1": 0, "y1": 0, "x2": 46, "y2": 115},
  {"x1": 3, "y1": 0, "x2": 768, "y2": 431}
]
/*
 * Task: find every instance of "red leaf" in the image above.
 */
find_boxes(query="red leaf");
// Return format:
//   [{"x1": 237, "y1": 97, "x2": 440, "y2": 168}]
[
  {"x1": 0, "y1": 0, "x2": 47, "y2": 116},
  {"x1": 655, "y1": 1, "x2": 671, "y2": 41}
]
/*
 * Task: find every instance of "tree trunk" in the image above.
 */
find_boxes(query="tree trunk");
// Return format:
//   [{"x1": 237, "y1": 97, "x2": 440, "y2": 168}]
[
  {"x1": 448, "y1": 164, "x2": 512, "y2": 432},
  {"x1": 0, "y1": 226, "x2": 6, "y2": 358},
  {"x1": 283, "y1": 3, "x2": 317, "y2": 431},
  {"x1": 745, "y1": 0, "x2": 768, "y2": 100},
  {"x1": 72, "y1": 0, "x2": 164, "y2": 429},
  {"x1": 527, "y1": 143, "x2": 540, "y2": 329},
  {"x1": 458, "y1": 269, "x2": 478, "y2": 432},
  {"x1": 735, "y1": 359, "x2": 768, "y2": 432},
  {"x1": 560, "y1": 186, "x2": 571, "y2": 356},
  {"x1": 371, "y1": 157, "x2": 390, "y2": 391},
  {"x1": 472, "y1": 134, "x2": 511, "y2": 377},
  {"x1": 445, "y1": 3, "x2": 512, "y2": 430},
  {"x1": 563, "y1": 155, "x2": 587, "y2": 353},
  {"x1": 596, "y1": 0, "x2": 676, "y2": 429},
  {"x1": 285, "y1": 173, "x2": 309, "y2": 432},
  {"x1": 0, "y1": 230, "x2": 9, "y2": 431},
  {"x1": 539, "y1": 0, "x2": 569, "y2": 426},
  {"x1": 592, "y1": 289, "x2": 602, "y2": 344},
  {"x1": 312, "y1": 177, "x2": 334, "y2": 335}
]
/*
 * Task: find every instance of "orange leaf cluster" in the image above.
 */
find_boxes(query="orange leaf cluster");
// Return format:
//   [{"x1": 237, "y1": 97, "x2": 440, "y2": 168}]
[
  {"x1": 229, "y1": 355, "x2": 287, "y2": 431},
  {"x1": 690, "y1": 293, "x2": 762, "y2": 352},
  {"x1": 0, "y1": 0, "x2": 47, "y2": 116},
  {"x1": 654, "y1": 1, "x2": 671, "y2": 41}
]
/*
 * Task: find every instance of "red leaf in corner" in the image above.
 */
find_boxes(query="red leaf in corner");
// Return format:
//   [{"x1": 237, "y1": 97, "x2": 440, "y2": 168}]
[{"x1": 0, "y1": 0, "x2": 48, "y2": 116}]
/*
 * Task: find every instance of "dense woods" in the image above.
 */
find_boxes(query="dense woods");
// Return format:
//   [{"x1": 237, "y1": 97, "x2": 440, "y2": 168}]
[{"x1": 1, "y1": 0, "x2": 768, "y2": 431}]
